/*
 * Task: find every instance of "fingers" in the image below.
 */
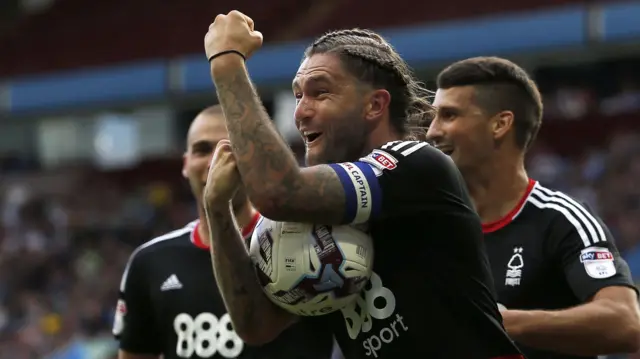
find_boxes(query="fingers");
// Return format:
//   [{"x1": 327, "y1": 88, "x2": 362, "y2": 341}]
[
  {"x1": 206, "y1": 150, "x2": 240, "y2": 186},
  {"x1": 216, "y1": 139, "x2": 232, "y2": 152},
  {"x1": 210, "y1": 10, "x2": 261, "y2": 47},
  {"x1": 242, "y1": 14, "x2": 255, "y2": 31},
  {"x1": 210, "y1": 140, "x2": 232, "y2": 168},
  {"x1": 206, "y1": 147, "x2": 238, "y2": 185},
  {"x1": 206, "y1": 10, "x2": 262, "y2": 62},
  {"x1": 212, "y1": 13, "x2": 225, "y2": 28},
  {"x1": 228, "y1": 10, "x2": 254, "y2": 29},
  {"x1": 252, "y1": 30, "x2": 263, "y2": 43}
]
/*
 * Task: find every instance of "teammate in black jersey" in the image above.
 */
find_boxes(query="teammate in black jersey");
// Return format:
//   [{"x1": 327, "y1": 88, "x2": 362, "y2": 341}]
[
  {"x1": 427, "y1": 56, "x2": 640, "y2": 359},
  {"x1": 113, "y1": 106, "x2": 334, "y2": 359},
  {"x1": 201, "y1": 11, "x2": 524, "y2": 359}
]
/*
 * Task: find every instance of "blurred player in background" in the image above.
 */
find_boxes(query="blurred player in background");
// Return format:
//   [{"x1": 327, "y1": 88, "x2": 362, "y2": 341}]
[
  {"x1": 202, "y1": 11, "x2": 524, "y2": 359},
  {"x1": 427, "y1": 56, "x2": 640, "y2": 359},
  {"x1": 113, "y1": 105, "x2": 334, "y2": 359}
]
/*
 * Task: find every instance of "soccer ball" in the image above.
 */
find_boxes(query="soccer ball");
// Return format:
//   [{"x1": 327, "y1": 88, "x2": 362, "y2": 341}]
[{"x1": 249, "y1": 217, "x2": 374, "y2": 316}]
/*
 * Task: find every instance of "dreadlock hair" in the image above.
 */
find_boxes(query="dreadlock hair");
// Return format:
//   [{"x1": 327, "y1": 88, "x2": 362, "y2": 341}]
[{"x1": 305, "y1": 29, "x2": 433, "y2": 140}]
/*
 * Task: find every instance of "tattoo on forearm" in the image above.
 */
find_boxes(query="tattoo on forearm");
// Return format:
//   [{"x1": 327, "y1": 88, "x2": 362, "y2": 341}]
[
  {"x1": 206, "y1": 207, "x2": 262, "y2": 332},
  {"x1": 213, "y1": 67, "x2": 298, "y2": 201},
  {"x1": 213, "y1": 67, "x2": 345, "y2": 223}
]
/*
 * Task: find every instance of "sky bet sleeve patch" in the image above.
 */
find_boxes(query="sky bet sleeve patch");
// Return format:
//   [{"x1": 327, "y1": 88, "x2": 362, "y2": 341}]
[{"x1": 579, "y1": 247, "x2": 617, "y2": 279}]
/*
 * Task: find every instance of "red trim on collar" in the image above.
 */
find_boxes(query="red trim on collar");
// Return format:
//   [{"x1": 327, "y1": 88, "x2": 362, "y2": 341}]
[
  {"x1": 191, "y1": 212, "x2": 262, "y2": 250},
  {"x1": 191, "y1": 221, "x2": 209, "y2": 250},
  {"x1": 241, "y1": 212, "x2": 261, "y2": 239},
  {"x1": 482, "y1": 179, "x2": 536, "y2": 234}
]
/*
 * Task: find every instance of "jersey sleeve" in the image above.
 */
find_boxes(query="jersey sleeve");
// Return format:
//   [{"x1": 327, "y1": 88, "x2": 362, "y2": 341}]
[
  {"x1": 113, "y1": 250, "x2": 161, "y2": 355},
  {"x1": 327, "y1": 140, "x2": 468, "y2": 224},
  {"x1": 547, "y1": 198, "x2": 636, "y2": 302}
]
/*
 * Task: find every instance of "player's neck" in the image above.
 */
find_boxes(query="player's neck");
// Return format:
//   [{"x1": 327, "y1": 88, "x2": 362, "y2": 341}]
[
  {"x1": 465, "y1": 152, "x2": 530, "y2": 225},
  {"x1": 366, "y1": 125, "x2": 404, "y2": 153},
  {"x1": 197, "y1": 202, "x2": 255, "y2": 246}
]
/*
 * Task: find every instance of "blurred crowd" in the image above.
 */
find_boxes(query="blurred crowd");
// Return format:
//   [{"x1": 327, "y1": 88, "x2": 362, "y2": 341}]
[
  {"x1": 0, "y1": 164, "x2": 198, "y2": 358},
  {"x1": 0, "y1": 63, "x2": 638, "y2": 358}
]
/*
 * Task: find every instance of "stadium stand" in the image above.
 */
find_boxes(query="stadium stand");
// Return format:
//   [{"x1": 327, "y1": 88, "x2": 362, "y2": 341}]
[
  {"x1": 0, "y1": 0, "x2": 306, "y2": 76},
  {"x1": 0, "y1": 0, "x2": 593, "y2": 77},
  {"x1": 297, "y1": 0, "x2": 591, "y2": 39}
]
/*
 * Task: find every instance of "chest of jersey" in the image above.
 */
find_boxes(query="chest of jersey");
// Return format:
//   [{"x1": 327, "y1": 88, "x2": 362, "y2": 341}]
[
  {"x1": 149, "y1": 249, "x2": 223, "y2": 315},
  {"x1": 484, "y1": 209, "x2": 577, "y2": 310},
  {"x1": 146, "y1": 247, "x2": 244, "y2": 359},
  {"x1": 143, "y1": 243, "x2": 334, "y2": 359},
  {"x1": 330, "y1": 214, "x2": 514, "y2": 359}
]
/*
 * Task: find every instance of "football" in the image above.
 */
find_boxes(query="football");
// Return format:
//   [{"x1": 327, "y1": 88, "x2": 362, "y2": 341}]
[{"x1": 249, "y1": 217, "x2": 374, "y2": 316}]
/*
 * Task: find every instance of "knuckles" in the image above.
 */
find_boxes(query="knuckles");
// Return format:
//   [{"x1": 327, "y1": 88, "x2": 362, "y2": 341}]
[
  {"x1": 210, "y1": 11, "x2": 251, "y2": 29},
  {"x1": 211, "y1": 150, "x2": 235, "y2": 168}
]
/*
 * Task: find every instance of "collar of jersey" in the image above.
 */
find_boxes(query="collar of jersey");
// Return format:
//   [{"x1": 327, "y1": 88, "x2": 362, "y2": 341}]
[
  {"x1": 191, "y1": 212, "x2": 261, "y2": 250},
  {"x1": 482, "y1": 178, "x2": 536, "y2": 234}
]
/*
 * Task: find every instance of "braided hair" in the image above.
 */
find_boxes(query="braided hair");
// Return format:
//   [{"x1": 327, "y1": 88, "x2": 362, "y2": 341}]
[{"x1": 305, "y1": 29, "x2": 433, "y2": 140}]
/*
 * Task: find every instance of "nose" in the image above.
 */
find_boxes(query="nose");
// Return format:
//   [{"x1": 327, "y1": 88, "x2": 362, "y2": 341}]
[
  {"x1": 294, "y1": 96, "x2": 315, "y2": 127},
  {"x1": 425, "y1": 117, "x2": 443, "y2": 144},
  {"x1": 207, "y1": 154, "x2": 213, "y2": 170}
]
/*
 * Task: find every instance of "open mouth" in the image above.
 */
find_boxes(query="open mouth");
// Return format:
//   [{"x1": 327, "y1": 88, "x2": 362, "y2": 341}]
[
  {"x1": 436, "y1": 146, "x2": 454, "y2": 156},
  {"x1": 303, "y1": 131, "x2": 323, "y2": 144}
]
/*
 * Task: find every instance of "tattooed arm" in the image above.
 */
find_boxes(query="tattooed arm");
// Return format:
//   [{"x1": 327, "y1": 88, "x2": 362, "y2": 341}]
[
  {"x1": 210, "y1": 57, "x2": 347, "y2": 224},
  {"x1": 205, "y1": 203, "x2": 298, "y2": 345}
]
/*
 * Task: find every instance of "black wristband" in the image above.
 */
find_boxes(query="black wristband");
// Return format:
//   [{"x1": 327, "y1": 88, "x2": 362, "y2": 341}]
[{"x1": 208, "y1": 50, "x2": 246, "y2": 63}]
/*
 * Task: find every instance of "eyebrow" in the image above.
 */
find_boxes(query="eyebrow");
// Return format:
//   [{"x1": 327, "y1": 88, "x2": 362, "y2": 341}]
[
  {"x1": 190, "y1": 140, "x2": 216, "y2": 150},
  {"x1": 292, "y1": 74, "x2": 333, "y2": 89},
  {"x1": 436, "y1": 105, "x2": 460, "y2": 112}
]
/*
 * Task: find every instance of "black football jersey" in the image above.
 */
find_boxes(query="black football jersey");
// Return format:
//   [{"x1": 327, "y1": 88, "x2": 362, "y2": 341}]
[
  {"x1": 324, "y1": 141, "x2": 523, "y2": 359},
  {"x1": 483, "y1": 179, "x2": 636, "y2": 359},
  {"x1": 114, "y1": 217, "x2": 334, "y2": 359}
]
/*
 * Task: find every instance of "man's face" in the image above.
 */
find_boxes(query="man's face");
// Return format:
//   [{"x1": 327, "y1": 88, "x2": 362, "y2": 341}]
[
  {"x1": 427, "y1": 86, "x2": 495, "y2": 173},
  {"x1": 292, "y1": 53, "x2": 369, "y2": 165},
  {"x1": 182, "y1": 112, "x2": 246, "y2": 210}
]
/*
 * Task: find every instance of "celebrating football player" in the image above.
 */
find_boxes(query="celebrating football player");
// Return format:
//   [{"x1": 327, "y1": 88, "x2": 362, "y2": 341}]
[
  {"x1": 427, "y1": 56, "x2": 640, "y2": 359},
  {"x1": 202, "y1": 10, "x2": 524, "y2": 359}
]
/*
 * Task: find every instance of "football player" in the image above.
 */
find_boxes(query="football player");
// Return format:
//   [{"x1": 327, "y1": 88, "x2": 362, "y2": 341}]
[
  {"x1": 201, "y1": 11, "x2": 524, "y2": 359},
  {"x1": 114, "y1": 105, "x2": 334, "y2": 359},
  {"x1": 427, "y1": 56, "x2": 640, "y2": 359}
]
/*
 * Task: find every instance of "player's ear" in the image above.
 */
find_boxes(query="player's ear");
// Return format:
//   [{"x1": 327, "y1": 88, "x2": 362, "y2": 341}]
[
  {"x1": 364, "y1": 89, "x2": 391, "y2": 123},
  {"x1": 181, "y1": 152, "x2": 188, "y2": 178},
  {"x1": 491, "y1": 110, "x2": 514, "y2": 142}
]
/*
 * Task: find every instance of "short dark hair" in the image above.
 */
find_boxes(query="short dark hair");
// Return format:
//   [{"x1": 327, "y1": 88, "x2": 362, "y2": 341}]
[
  {"x1": 305, "y1": 29, "x2": 433, "y2": 138},
  {"x1": 437, "y1": 56, "x2": 543, "y2": 150}
]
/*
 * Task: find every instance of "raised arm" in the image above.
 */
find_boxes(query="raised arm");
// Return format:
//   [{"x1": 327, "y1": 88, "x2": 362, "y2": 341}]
[
  {"x1": 210, "y1": 56, "x2": 347, "y2": 224},
  {"x1": 203, "y1": 140, "x2": 297, "y2": 345}
]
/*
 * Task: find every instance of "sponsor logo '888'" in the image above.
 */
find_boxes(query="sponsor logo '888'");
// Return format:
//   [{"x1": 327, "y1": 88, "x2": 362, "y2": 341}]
[
  {"x1": 173, "y1": 312, "x2": 244, "y2": 358},
  {"x1": 340, "y1": 272, "x2": 409, "y2": 358}
]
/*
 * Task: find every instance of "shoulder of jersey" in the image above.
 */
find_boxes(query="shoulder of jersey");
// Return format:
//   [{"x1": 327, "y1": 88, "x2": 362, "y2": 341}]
[
  {"x1": 527, "y1": 182, "x2": 607, "y2": 246},
  {"x1": 527, "y1": 182, "x2": 598, "y2": 219},
  {"x1": 359, "y1": 140, "x2": 433, "y2": 172},
  {"x1": 128, "y1": 220, "x2": 197, "y2": 260}
]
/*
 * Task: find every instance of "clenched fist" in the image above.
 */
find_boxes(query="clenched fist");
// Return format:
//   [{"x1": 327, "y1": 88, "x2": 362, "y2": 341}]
[
  {"x1": 204, "y1": 10, "x2": 263, "y2": 63},
  {"x1": 203, "y1": 140, "x2": 242, "y2": 209}
]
